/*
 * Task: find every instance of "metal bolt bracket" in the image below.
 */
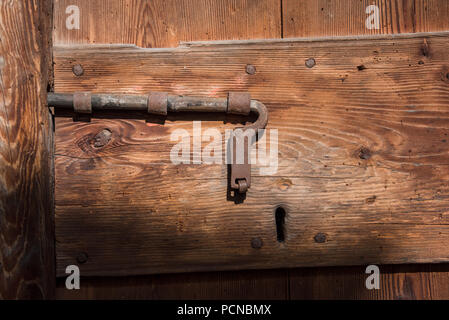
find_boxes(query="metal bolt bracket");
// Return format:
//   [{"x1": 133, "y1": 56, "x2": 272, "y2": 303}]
[
  {"x1": 47, "y1": 91, "x2": 268, "y2": 194},
  {"x1": 230, "y1": 132, "x2": 251, "y2": 193},
  {"x1": 227, "y1": 92, "x2": 252, "y2": 193},
  {"x1": 148, "y1": 91, "x2": 168, "y2": 116},
  {"x1": 73, "y1": 92, "x2": 92, "y2": 114}
]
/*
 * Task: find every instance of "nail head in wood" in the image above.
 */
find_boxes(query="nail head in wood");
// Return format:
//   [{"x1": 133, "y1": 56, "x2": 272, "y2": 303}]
[
  {"x1": 251, "y1": 237, "x2": 263, "y2": 249},
  {"x1": 76, "y1": 252, "x2": 88, "y2": 264},
  {"x1": 305, "y1": 58, "x2": 316, "y2": 68},
  {"x1": 246, "y1": 64, "x2": 256, "y2": 75},
  {"x1": 314, "y1": 233, "x2": 327, "y2": 243},
  {"x1": 72, "y1": 64, "x2": 84, "y2": 76}
]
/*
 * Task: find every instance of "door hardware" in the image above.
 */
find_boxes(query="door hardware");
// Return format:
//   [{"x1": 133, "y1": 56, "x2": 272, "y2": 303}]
[{"x1": 47, "y1": 92, "x2": 268, "y2": 194}]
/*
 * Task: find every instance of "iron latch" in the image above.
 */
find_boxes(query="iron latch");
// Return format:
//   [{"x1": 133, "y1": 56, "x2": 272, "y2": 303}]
[{"x1": 48, "y1": 91, "x2": 268, "y2": 194}]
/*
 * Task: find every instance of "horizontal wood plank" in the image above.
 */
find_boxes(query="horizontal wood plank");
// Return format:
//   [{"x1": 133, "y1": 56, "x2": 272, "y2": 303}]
[{"x1": 54, "y1": 32, "x2": 449, "y2": 277}]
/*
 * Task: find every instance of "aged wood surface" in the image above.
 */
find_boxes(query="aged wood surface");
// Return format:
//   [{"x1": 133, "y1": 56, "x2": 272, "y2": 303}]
[
  {"x1": 282, "y1": 0, "x2": 449, "y2": 301},
  {"x1": 283, "y1": 0, "x2": 449, "y2": 38},
  {"x1": 53, "y1": 32, "x2": 449, "y2": 277},
  {"x1": 53, "y1": 0, "x2": 449, "y2": 300},
  {"x1": 53, "y1": 0, "x2": 281, "y2": 48},
  {"x1": 54, "y1": 0, "x2": 291, "y2": 300},
  {"x1": 290, "y1": 264, "x2": 449, "y2": 299},
  {"x1": 0, "y1": 0, "x2": 55, "y2": 299},
  {"x1": 56, "y1": 268, "x2": 289, "y2": 300},
  {"x1": 281, "y1": 0, "x2": 449, "y2": 300},
  {"x1": 56, "y1": 264, "x2": 449, "y2": 300}
]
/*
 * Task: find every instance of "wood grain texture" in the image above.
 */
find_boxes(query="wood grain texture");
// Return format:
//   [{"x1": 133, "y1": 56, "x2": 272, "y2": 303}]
[
  {"x1": 53, "y1": 32, "x2": 449, "y2": 277},
  {"x1": 414, "y1": 0, "x2": 449, "y2": 32},
  {"x1": 56, "y1": 269, "x2": 288, "y2": 299},
  {"x1": 282, "y1": 0, "x2": 449, "y2": 301},
  {"x1": 54, "y1": 0, "x2": 289, "y2": 300},
  {"x1": 56, "y1": 264, "x2": 449, "y2": 299},
  {"x1": 290, "y1": 263, "x2": 449, "y2": 300},
  {"x1": 52, "y1": 0, "x2": 449, "y2": 300},
  {"x1": 290, "y1": 265, "x2": 432, "y2": 300},
  {"x1": 53, "y1": 0, "x2": 281, "y2": 48},
  {"x1": 283, "y1": 0, "x2": 449, "y2": 38},
  {"x1": 0, "y1": 0, "x2": 55, "y2": 299}
]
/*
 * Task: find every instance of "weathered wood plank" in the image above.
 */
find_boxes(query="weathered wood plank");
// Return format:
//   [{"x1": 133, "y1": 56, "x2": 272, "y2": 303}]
[
  {"x1": 282, "y1": 0, "x2": 449, "y2": 301},
  {"x1": 289, "y1": 265, "x2": 434, "y2": 300},
  {"x1": 427, "y1": 264, "x2": 449, "y2": 299},
  {"x1": 52, "y1": 0, "x2": 449, "y2": 299},
  {"x1": 283, "y1": 0, "x2": 449, "y2": 38},
  {"x1": 53, "y1": 0, "x2": 281, "y2": 48},
  {"x1": 56, "y1": 263, "x2": 449, "y2": 299},
  {"x1": 291, "y1": 263, "x2": 449, "y2": 300},
  {"x1": 414, "y1": 0, "x2": 449, "y2": 32},
  {"x1": 0, "y1": 0, "x2": 55, "y2": 299},
  {"x1": 54, "y1": 0, "x2": 288, "y2": 299},
  {"x1": 56, "y1": 269, "x2": 288, "y2": 299},
  {"x1": 53, "y1": 32, "x2": 449, "y2": 277}
]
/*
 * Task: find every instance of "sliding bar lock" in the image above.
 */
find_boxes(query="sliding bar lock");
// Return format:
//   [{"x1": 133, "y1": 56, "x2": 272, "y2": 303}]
[{"x1": 48, "y1": 92, "x2": 268, "y2": 194}]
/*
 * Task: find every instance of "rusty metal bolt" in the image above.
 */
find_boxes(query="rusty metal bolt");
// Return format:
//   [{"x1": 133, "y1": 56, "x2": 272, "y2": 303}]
[
  {"x1": 72, "y1": 64, "x2": 84, "y2": 76},
  {"x1": 246, "y1": 64, "x2": 256, "y2": 75},
  {"x1": 251, "y1": 237, "x2": 263, "y2": 249},
  {"x1": 314, "y1": 233, "x2": 327, "y2": 243},
  {"x1": 76, "y1": 252, "x2": 88, "y2": 264},
  {"x1": 305, "y1": 58, "x2": 316, "y2": 68}
]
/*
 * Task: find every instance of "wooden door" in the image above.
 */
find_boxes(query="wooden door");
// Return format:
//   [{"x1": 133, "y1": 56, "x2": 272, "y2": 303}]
[{"x1": 45, "y1": 0, "x2": 449, "y2": 299}]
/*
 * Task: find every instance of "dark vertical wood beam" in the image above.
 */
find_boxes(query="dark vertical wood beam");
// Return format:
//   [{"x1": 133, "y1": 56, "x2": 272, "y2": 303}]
[{"x1": 0, "y1": 0, "x2": 55, "y2": 299}]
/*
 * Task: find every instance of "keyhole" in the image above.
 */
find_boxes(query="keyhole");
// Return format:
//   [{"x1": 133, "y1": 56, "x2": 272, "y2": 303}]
[{"x1": 275, "y1": 206, "x2": 286, "y2": 242}]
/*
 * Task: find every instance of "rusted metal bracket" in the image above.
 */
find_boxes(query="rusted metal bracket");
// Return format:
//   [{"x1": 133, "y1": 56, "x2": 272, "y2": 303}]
[{"x1": 47, "y1": 91, "x2": 268, "y2": 194}]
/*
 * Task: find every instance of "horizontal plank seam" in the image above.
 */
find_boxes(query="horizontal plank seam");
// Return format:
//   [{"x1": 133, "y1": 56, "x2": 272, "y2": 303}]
[{"x1": 53, "y1": 31, "x2": 449, "y2": 53}]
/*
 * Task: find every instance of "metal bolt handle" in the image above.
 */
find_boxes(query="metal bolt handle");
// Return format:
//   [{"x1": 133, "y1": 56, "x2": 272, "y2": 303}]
[{"x1": 47, "y1": 91, "x2": 268, "y2": 194}]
